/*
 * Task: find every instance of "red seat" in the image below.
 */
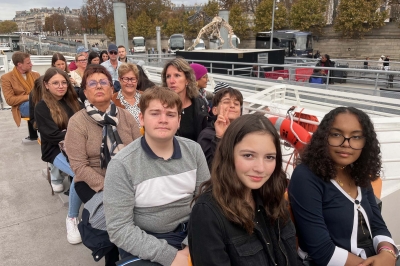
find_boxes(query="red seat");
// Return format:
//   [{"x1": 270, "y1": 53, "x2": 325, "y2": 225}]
[
  {"x1": 264, "y1": 69, "x2": 289, "y2": 79},
  {"x1": 295, "y1": 68, "x2": 313, "y2": 82}
]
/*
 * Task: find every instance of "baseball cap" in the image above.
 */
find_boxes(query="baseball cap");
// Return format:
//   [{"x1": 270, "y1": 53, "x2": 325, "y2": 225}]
[
  {"x1": 77, "y1": 46, "x2": 89, "y2": 53},
  {"x1": 108, "y1": 44, "x2": 118, "y2": 52}
]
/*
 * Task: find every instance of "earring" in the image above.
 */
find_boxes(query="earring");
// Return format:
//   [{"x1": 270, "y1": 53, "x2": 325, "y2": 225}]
[
  {"x1": 140, "y1": 126, "x2": 145, "y2": 136},
  {"x1": 196, "y1": 81, "x2": 198, "y2": 86}
]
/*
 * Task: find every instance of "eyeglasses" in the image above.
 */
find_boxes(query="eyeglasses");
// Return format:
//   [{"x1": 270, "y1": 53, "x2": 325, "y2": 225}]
[
  {"x1": 328, "y1": 133, "x2": 366, "y2": 150},
  {"x1": 87, "y1": 79, "x2": 111, "y2": 89},
  {"x1": 50, "y1": 81, "x2": 68, "y2": 87},
  {"x1": 120, "y1": 77, "x2": 137, "y2": 83},
  {"x1": 77, "y1": 59, "x2": 87, "y2": 62},
  {"x1": 109, "y1": 51, "x2": 118, "y2": 55}
]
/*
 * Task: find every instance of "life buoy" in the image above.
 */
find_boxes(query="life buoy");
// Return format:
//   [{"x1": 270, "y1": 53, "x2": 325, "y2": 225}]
[{"x1": 268, "y1": 117, "x2": 311, "y2": 150}]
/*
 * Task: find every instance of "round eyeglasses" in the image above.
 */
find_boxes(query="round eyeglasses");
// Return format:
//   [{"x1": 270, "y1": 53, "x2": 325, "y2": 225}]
[{"x1": 328, "y1": 133, "x2": 366, "y2": 150}]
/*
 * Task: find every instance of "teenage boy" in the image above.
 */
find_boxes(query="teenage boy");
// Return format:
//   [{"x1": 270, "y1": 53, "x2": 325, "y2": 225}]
[
  {"x1": 197, "y1": 87, "x2": 243, "y2": 170},
  {"x1": 103, "y1": 87, "x2": 210, "y2": 265}
]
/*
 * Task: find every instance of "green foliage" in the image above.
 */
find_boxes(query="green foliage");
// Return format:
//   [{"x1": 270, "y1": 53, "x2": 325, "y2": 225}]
[
  {"x1": 229, "y1": 4, "x2": 250, "y2": 39},
  {"x1": 290, "y1": 0, "x2": 327, "y2": 36},
  {"x1": 104, "y1": 19, "x2": 115, "y2": 41},
  {"x1": 203, "y1": 0, "x2": 219, "y2": 18},
  {"x1": 254, "y1": 0, "x2": 288, "y2": 33},
  {"x1": 0, "y1": 21, "x2": 18, "y2": 33},
  {"x1": 164, "y1": 16, "x2": 184, "y2": 37},
  {"x1": 132, "y1": 11, "x2": 154, "y2": 38},
  {"x1": 334, "y1": 0, "x2": 388, "y2": 38}
]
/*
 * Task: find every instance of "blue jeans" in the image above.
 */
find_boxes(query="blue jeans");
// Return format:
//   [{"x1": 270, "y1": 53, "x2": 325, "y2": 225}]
[
  {"x1": 20, "y1": 101, "x2": 29, "y2": 117},
  {"x1": 53, "y1": 153, "x2": 82, "y2": 218}
]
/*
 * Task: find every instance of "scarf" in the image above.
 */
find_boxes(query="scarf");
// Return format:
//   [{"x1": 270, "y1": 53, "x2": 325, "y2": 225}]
[
  {"x1": 199, "y1": 88, "x2": 208, "y2": 104},
  {"x1": 12, "y1": 66, "x2": 35, "y2": 94},
  {"x1": 84, "y1": 100, "x2": 124, "y2": 169}
]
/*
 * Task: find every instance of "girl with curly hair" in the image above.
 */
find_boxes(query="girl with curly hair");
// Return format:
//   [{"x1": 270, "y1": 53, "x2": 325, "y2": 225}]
[
  {"x1": 288, "y1": 107, "x2": 398, "y2": 266},
  {"x1": 188, "y1": 114, "x2": 300, "y2": 266}
]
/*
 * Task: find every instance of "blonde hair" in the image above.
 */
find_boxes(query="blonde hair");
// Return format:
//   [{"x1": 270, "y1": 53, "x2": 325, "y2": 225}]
[
  {"x1": 161, "y1": 58, "x2": 198, "y2": 99},
  {"x1": 118, "y1": 63, "x2": 139, "y2": 82},
  {"x1": 75, "y1": 52, "x2": 87, "y2": 61}
]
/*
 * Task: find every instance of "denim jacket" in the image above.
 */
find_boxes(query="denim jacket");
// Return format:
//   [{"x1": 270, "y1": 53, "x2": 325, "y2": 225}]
[{"x1": 188, "y1": 191, "x2": 302, "y2": 266}]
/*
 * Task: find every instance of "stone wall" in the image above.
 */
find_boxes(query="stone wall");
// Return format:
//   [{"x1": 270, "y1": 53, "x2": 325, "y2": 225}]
[{"x1": 313, "y1": 22, "x2": 400, "y2": 60}]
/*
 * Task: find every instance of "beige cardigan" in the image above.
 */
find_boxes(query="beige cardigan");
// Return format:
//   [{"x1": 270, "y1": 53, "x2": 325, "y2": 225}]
[{"x1": 65, "y1": 107, "x2": 141, "y2": 192}]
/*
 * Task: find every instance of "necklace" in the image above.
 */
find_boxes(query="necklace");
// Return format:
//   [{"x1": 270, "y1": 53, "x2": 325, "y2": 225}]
[{"x1": 336, "y1": 178, "x2": 354, "y2": 196}]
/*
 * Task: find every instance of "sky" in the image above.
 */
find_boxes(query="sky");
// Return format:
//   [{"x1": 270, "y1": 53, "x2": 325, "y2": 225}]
[{"x1": 1, "y1": 0, "x2": 208, "y2": 21}]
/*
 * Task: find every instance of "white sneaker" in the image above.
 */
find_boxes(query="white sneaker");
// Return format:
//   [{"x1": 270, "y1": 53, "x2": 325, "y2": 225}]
[
  {"x1": 51, "y1": 183, "x2": 64, "y2": 193},
  {"x1": 66, "y1": 217, "x2": 82, "y2": 244}
]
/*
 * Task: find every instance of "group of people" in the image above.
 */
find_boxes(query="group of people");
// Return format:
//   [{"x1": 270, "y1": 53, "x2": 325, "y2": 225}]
[{"x1": 1, "y1": 49, "x2": 398, "y2": 266}]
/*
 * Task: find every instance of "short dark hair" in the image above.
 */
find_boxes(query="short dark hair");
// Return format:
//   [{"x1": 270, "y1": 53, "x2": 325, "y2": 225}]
[
  {"x1": 117, "y1": 45, "x2": 126, "y2": 50},
  {"x1": 212, "y1": 87, "x2": 243, "y2": 107},
  {"x1": 81, "y1": 64, "x2": 113, "y2": 90},
  {"x1": 299, "y1": 107, "x2": 381, "y2": 187},
  {"x1": 12, "y1": 52, "x2": 30, "y2": 66}
]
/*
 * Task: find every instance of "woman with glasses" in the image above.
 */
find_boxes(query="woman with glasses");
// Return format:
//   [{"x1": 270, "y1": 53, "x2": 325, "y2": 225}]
[
  {"x1": 288, "y1": 107, "x2": 398, "y2": 266},
  {"x1": 69, "y1": 52, "x2": 87, "y2": 87},
  {"x1": 112, "y1": 63, "x2": 141, "y2": 126},
  {"x1": 64, "y1": 64, "x2": 140, "y2": 265},
  {"x1": 34, "y1": 67, "x2": 83, "y2": 245}
]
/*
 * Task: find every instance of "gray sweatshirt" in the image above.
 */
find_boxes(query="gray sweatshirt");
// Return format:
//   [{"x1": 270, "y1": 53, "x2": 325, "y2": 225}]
[{"x1": 103, "y1": 136, "x2": 210, "y2": 266}]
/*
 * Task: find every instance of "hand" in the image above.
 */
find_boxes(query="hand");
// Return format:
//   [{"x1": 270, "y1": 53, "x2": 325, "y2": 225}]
[
  {"x1": 69, "y1": 77, "x2": 77, "y2": 86},
  {"x1": 358, "y1": 251, "x2": 396, "y2": 266},
  {"x1": 215, "y1": 106, "x2": 230, "y2": 139},
  {"x1": 171, "y1": 247, "x2": 189, "y2": 266}
]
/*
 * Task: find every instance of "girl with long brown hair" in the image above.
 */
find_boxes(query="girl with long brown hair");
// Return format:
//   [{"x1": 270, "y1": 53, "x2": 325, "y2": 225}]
[
  {"x1": 188, "y1": 114, "x2": 300, "y2": 266},
  {"x1": 34, "y1": 67, "x2": 83, "y2": 245}
]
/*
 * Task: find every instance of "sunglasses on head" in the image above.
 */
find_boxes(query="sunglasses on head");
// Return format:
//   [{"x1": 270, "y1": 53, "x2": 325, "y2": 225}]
[{"x1": 109, "y1": 51, "x2": 118, "y2": 55}]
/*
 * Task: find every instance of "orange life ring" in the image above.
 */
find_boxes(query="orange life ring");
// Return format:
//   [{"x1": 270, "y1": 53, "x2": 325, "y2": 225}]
[{"x1": 268, "y1": 117, "x2": 311, "y2": 150}]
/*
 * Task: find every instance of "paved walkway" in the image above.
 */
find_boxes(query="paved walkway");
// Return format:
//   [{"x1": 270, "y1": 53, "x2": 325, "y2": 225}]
[{"x1": 0, "y1": 110, "x2": 101, "y2": 265}]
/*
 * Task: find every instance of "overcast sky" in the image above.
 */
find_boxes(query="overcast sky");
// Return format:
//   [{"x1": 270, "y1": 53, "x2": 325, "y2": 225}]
[{"x1": 1, "y1": 0, "x2": 208, "y2": 21}]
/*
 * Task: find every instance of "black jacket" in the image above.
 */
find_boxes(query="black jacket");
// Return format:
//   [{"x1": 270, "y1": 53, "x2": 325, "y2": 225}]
[
  {"x1": 197, "y1": 121, "x2": 220, "y2": 170},
  {"x1": 188, "y1": 191, "x2": 302, "y2": 266},
  {"x1": 177, "y1": 96, "x2": 208, "y2": 141},
  {"x1": 35, "y1": 99, "x2": 76, "y2": 163}
]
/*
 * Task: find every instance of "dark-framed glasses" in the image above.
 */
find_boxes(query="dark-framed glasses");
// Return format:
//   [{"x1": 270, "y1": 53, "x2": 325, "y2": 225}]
[
  {"x1": 121, "y1": 77, "x2": 137, "y2": 83},
  {"x1": 109, "y1": 51, "x2": 118, "y2": 55},
  {"x1": 87, "y1": 79, "x2": 111, "y2": 89},
  {"x1": 328, "y1": 133, "x2": 366, "y2": 150}
]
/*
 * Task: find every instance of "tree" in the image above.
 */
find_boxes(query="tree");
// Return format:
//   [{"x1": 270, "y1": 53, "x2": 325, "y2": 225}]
[
  {"x1": 229, "y1": 3, "x2": 250, "y2": 39},
  {"x1": 254, "y1": 0, "x2": 288, "y2": 33},
  {"x1": 0, "y1": 21, "x2": 18, "y2": 33},
  {"x1": 334, "y1": 0, "x2": 388, "y2": 38},
  {"x1": 290, "y1": 0, "x2": 327, "y2": 36},
  {"x1": 104, "y1": 19, "x2": 115, "y2": 41},
  {"x1": 164, "y1": 16, "x2": 183, "y2": 37},
  {"x1": 132, "y1": 11, "x2": 154, "y2": 38},
  {"x1": 203, "y1": 0, "x2": 219, "y2": 18},
  {"x1": 85, "y1": 0, "x2": 102, "y2": 34}
]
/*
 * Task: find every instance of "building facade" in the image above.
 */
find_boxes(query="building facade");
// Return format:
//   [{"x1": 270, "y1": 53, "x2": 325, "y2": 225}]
[{"x1": 14, "y1": 7, "x2": 80, "y2": 33}]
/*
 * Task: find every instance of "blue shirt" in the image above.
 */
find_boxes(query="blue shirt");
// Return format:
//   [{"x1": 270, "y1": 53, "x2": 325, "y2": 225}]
[{"x1": 101, "y1": 60, "x2": 122, "y2": 82}]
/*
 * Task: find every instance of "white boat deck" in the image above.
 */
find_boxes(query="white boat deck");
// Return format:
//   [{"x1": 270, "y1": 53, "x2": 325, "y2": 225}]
[{"x1": 0, "y1": 56, "x2": 399, "y2": 264}]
